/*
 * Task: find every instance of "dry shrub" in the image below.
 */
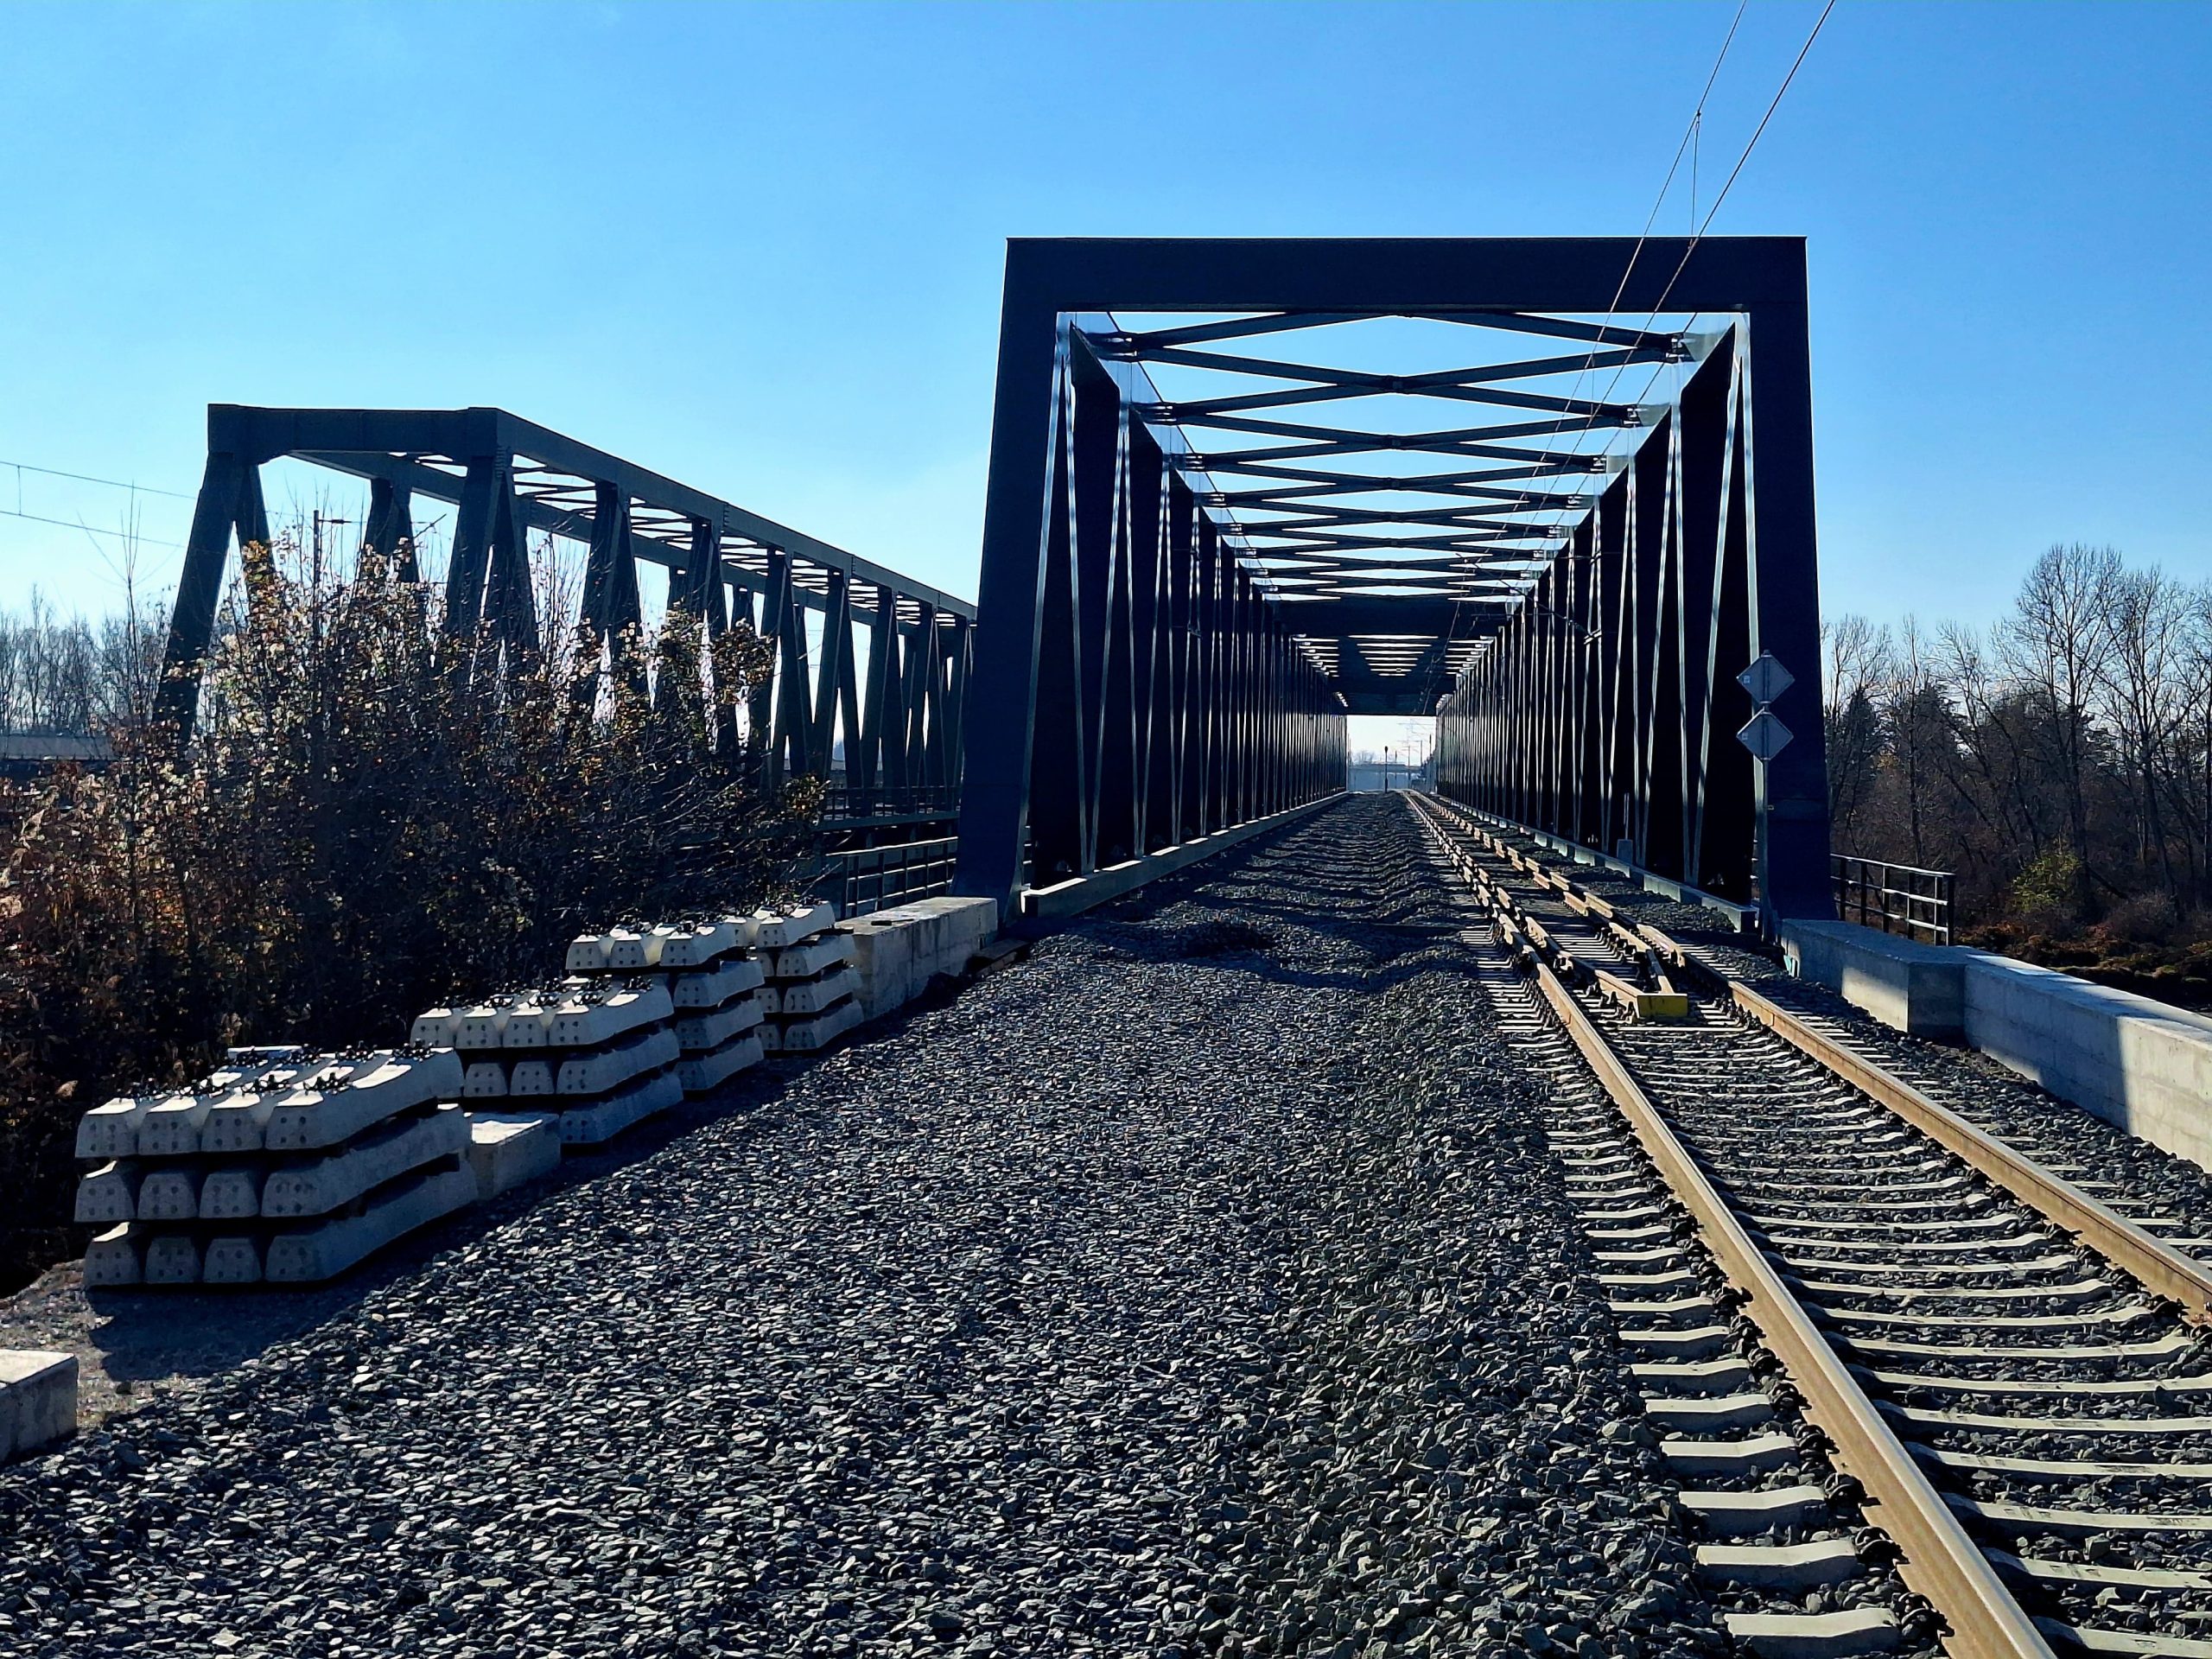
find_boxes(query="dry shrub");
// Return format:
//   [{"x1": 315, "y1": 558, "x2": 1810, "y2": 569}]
[{"x1": 0, "y1": 537, "x2": 817, "y2": 1290}]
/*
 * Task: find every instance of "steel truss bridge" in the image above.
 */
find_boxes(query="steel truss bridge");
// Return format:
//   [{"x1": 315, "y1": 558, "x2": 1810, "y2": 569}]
[
  {"x1": 954, "y1": 237, "x2": 1832, "y2": 922},
  {"x1": 157, "y1": 405, "x2": 973, "y2": 864},
  {"x1": 116, "y1": 245, "x2": 2212, "y2": 1659},
  {"x1": 156, "y1": 237, "x2": 1834, "y2": 926}
]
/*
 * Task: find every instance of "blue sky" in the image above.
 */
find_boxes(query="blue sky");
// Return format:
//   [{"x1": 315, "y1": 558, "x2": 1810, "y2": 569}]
[{"x1": 1, "y1": 0, "x2": 2206, "y2": 636}]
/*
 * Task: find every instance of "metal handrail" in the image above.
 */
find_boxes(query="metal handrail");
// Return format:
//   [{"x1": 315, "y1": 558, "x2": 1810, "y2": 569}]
[
  {"x1": 818, "y1": 784, "x2": 960, "y2": 825},
  {"x1": 810, "y1": 835, "x2": 960, "y2": 918},
  {"x1": 1832, "y1": 853, "x2": 1953, "y2": 946}
]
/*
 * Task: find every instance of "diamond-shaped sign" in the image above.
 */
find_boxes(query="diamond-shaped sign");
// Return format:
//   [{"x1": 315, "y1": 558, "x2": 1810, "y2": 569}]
[
  {"x1": 1737, "y1": 652, "x2": 1795, "y2": 706},
  {"x1": 1737, "y1": 709, "x2": 1793, "y2": 761}
]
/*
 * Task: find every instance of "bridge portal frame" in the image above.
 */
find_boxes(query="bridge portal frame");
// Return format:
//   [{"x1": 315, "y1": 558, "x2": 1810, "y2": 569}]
[{"x1": 954, "y1": 237, "x2": 1832, "y2": 920}]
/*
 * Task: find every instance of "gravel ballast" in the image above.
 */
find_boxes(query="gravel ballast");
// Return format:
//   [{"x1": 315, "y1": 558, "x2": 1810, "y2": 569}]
[
  {"x1": 0, "y1": 794, "x2": 1728, "y2": 1658},
  {"x1": 1471, "y1": 813, "x2": 2212, "y2": 1233}
]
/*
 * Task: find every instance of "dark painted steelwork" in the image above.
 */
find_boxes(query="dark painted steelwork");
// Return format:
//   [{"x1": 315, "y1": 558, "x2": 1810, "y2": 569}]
[
  {"x1": 157, "y1": 405, "x2": 973, "y2": 818},
  {"x1": 1432, "y1": 318, "x2": 1819, "y2": 914},
  {"x1": 956, "y1": 238, "x2": 1831, "y2": 920},
  {"x1": 959, "y1": 309, "x2": 1344, "y2": 904}
]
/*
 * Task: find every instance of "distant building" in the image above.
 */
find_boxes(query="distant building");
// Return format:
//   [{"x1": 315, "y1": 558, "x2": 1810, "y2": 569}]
[
  {"x1": 0, "y1": 732, "x2": 115, "y2": 779},
  {"x1": 1347, "y1": 757, "x2": 1433, "y2": 793}
]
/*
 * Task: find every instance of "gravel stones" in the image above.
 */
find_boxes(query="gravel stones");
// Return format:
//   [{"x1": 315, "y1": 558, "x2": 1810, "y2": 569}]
[
  {"x1": 0, "y1": 796, "x2": 1726, "y2": 1657},
  {"x1": 1490, "y1": 815, "x2": 2212, "y2": 1237}
]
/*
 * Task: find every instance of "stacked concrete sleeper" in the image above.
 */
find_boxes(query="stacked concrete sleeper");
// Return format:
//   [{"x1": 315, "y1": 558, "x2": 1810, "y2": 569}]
[
  {"x1": 67, "y1": 903, "x2": 838, "y2": 1287},
  {"x1": 757, "y1": 904, "x2": 863, "y2": 1052},
  {"x1": 73, "y1": 1047, "x2": 478, "y2": 1287},
  {"x1": 558, "y1": 915, "x2": 772, "y2": 1105},
  {"x1": 416, "y1": 976, "x2": 677, "y2": 1147}
]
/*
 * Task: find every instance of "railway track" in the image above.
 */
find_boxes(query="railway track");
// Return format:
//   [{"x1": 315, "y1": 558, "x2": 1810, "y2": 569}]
[{"x1": 1403, "y1": 790, "x2": 2212, "y2": 1659}]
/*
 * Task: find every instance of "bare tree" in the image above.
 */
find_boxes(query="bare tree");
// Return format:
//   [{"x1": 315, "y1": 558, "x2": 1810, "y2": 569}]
[
  {"x1": 1936, "y1": 623, "x2": 2038, "y2": 872},
  {"x1": 2174, "y1": 582, "x2": 2212, "y2": 911},
  {"x1": 2092, "y1": 564, "x2": 2190, "y2": 916},
  {"x1": 1878, "y1": 618, "x2": 1959, "y2": 869},
  {"x1": 1821, "y1": 613, "x2": 1891, "y2": 838},
  {"x1": 1996, "y1": 544, "x2": 2120, "y2": 915},
  {"x1": 0, "y1": 591, "x2": 105, "y2": 734}
]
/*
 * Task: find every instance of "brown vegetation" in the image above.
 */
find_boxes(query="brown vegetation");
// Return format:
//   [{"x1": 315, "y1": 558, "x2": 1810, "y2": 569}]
[
  {"x1": 1825, "y1": 543, "x2": 2212, "y2": 1007},
  {"x1": 0, "y1": 534, "x2": 816, "y2": 1292}
]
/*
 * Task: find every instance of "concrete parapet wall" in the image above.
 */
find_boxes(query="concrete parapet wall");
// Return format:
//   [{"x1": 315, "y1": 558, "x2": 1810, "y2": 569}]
[
  {"x1": 1023, "y1": 796, "x2": 1340, "y2": 922},
  {"x1": 1783, "y1": 917, "x2": 2212, "y2": 1174},
  {"x1": 1, "y1": 1351, "x2": 76, "y2": 1463},
  {"x1": 840, "y1": 897, "x2": 999, "y2": 1020},
  {"x1": 1780, "y1": 921, "x2": 1964, "y2": 1039},
  {"x1": 465, "y1": 1114, "x2": 561, "y2": 1198},
  {"x1": 1959, "y1": 953, "x2": 2212, "y2": 1172}
]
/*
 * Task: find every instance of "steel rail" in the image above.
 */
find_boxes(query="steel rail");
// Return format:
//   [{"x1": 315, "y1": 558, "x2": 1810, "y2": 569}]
[
  {"x1": 1444, "y1": 800, "x2": 2212, "y2": 1326},
  {"x1": 1403, "y1": 791, "x2": 2056, "y2": 1658},
  {"x1": 1657, "y1": 938, "x2": 2212, "y2": 1329},
  {"x1": 1521, "y1": 956, "x2": 2054, "y2": 1659}
]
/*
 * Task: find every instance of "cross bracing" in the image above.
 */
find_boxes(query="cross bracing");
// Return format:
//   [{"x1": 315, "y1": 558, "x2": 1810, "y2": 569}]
[{"x1": 1072, "y1": 308, "x2": 1726, "y2": 719}]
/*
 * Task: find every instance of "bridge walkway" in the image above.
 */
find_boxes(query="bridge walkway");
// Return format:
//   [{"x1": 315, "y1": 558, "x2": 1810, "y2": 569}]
[{"x1": 0, "y1": 795, "x2": 1733, "y2": 1659}]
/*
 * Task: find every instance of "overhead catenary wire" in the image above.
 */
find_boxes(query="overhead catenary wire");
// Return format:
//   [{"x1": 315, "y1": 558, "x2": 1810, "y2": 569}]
[
  {"x1": 0, "y1": 461, "x2": 472, "y2": 606},
  {"x1": 3, "y1": 458, "x2": 196, "y2": 501},
  {"x1": 1568, "y1": 0, "x2": 1840, "y2": 495},
  {"x1": 1555, "y1": 0, "x2": 1751, "y2": 413},
  {"x1": 1109, "y1": 3, "x2": 1764, "y2": 703},
  {"x1": 1600, "y1": 0, "x2": 1841, "y2": 417},
  {"x1": 1, "y1": 459, "x2": 195, "y2": 593},
  {"x1": 1510, "y1": 0, "x2": 1839, "y2": 610},
  {"x1": 0, "y1": 506, "x2": 184, "y2": 550},
  {"x1": 1132, "y1": 6, "x2": 1762, "y2": 699},
  {"x1": 1452, "y1": 1, "x2": 1752, "y2": 667}
]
